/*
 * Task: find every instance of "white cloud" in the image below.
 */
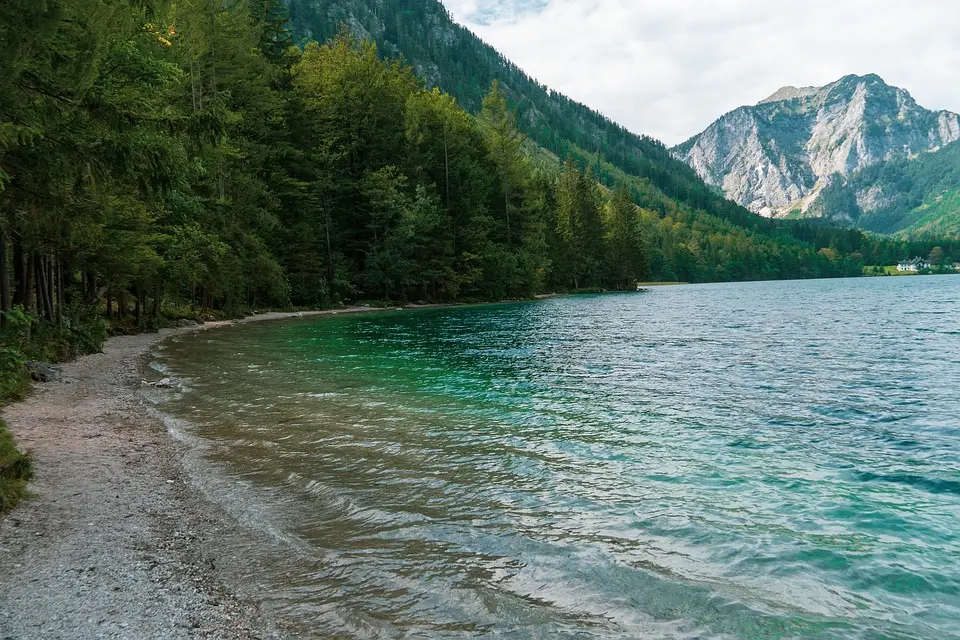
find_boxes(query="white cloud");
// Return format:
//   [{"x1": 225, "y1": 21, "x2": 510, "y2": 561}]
[{"x1": 440, "y1": 0, "x2": 960, "y2": 146}]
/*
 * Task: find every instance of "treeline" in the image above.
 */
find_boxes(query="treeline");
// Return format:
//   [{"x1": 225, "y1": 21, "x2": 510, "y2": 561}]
[
  {"x1": 281, "y1": 0, "x2": 954, "y2": 279},
  {"x1": 0, "y1": 0, "x2": 871, "y2": 340}
]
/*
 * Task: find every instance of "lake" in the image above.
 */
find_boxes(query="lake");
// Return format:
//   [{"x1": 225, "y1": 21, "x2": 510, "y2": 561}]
[{"x1": 151, "y1": 276, "x2": 960, "y2": 639}]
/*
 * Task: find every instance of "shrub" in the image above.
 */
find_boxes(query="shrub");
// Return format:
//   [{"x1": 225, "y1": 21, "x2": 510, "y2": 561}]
[
  {"x1": 0, "y1": 419, "x2": 32, "y2": 513},
  {"x1": 0, "y1": 308, "x2": 32, "y2": 404},
  {"x1": 0, "y1": 305, "x2": 110, "y2": 405},
  {"x1": 26, "y1": 304, "x2": 109, "y2": 362},
  {"x1": 70, "y1": 314, "x2": 109, "y2": 355}
]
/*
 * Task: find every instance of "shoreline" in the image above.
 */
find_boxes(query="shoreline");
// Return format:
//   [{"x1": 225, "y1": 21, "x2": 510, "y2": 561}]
[
  {"x1": 0, "y1": 295, "x2": 612, "y2": 638},
  {"x1": 0, "y1": 306, "x2": 397, "y2": 638}
]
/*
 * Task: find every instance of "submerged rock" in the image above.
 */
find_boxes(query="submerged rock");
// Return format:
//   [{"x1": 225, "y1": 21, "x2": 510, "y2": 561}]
[{"x1": 26, "y1": 361, "x2": 61, "y2": 383}]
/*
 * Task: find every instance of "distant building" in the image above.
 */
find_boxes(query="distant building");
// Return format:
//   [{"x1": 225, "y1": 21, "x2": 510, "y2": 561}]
[{"x1": 897, "y1": 258, "x2": 931, "y2": 272}]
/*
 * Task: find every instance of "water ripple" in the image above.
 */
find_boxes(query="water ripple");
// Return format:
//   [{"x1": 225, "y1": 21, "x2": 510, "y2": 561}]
[{"x1": 155, "y1": 277, "x2": 960, "y2": 639}]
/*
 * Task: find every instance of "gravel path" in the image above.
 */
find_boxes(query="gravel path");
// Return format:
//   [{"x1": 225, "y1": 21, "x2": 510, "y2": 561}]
[{"x1": 0, "y1": 326, "x2": 276, "y2": 639}]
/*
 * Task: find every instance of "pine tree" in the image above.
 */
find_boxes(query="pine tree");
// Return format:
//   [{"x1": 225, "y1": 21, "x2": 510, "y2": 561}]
[
  {"x1": 480, "y1": 81, "x2": 526, "y2": 249},
  {"x1": 605, "y1": 184, "x2": 642, "y2": 290}
]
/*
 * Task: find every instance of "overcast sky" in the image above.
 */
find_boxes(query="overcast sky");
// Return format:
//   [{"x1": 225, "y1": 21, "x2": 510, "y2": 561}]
[{"x1": 439, "y1": 0, "x2": 960, "y2": 146}]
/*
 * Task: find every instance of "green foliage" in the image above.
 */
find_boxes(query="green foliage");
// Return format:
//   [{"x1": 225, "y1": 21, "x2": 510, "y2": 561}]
[
  {"x1": 606, "y1": 184, "x2": 648, "y2": 290},
  {"x1": 24, "y1": 313, "x2": 109, "y2": 364},
  {"x1": 0, "y1": 418, "x2": 32, "y2": 513},
  {"x1": 0, "y1": 309, "x2": 33, "y2": 404},
  {"x1": 554, "y1": 159, "x2": 604, "y2": 290},
  {"x1": 72, "y1": 316, "x2": 111, "y2": 355},
  {"x1": 903, "y1": 185, "x2": 960, "y2": 238},
  {"x1": 285, "y1": 0, "x2": 759, "y2": 229}
]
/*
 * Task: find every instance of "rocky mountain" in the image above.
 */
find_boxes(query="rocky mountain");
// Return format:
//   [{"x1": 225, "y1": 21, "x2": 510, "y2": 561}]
[{"x1": 673, "y1": 74, "x2": 960, "y2": 233}]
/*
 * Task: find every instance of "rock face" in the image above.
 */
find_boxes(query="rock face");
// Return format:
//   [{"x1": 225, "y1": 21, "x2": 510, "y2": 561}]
[
  {"x1": 758, "y1": 85, "x2": 820, "y2": 105},
  {"x1": 26, "y1": 362, "x2": 61, "y2": 383},
  {"x1": 673, "y1": 74, "x2": 960, "y2": 220}
]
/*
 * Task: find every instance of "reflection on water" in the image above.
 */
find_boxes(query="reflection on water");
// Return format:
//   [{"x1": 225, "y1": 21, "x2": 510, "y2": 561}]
[{"x1": 152, "y1": 277, "x2": 960, "y2": 639}]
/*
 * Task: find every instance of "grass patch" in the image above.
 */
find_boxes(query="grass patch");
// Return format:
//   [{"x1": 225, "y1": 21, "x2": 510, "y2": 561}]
[
  {"x1": 0, "y1": 418, "x2": 32, "y2": 514},
  {"x1": 863, "y1": 265, "x2": 914, "y2": 276}
]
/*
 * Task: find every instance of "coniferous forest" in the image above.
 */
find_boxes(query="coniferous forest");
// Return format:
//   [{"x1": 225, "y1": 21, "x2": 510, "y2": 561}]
[{"x1": 1, "y1": 0, "x2": 957, "y2": 382}]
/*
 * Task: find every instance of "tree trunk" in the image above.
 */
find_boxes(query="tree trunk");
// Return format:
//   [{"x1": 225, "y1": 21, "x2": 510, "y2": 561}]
[
  {"x1": 84, "y1": 271, "x2": 98, "y2": 306},
  {"x1": 46, "y1": 258, "x2": 55, "y2": 321},
  {"x1": 135, "y1": 288, "x2": 142, "y2": 327},
  {"x1": 35, "y1": 255, "x2": 48, "y2": 321},
  {"x1": 323, "y1": 199, "x2": 334, "y2": 294},
  {"x1": 106, "y1": 291, "x2": 113, "y2": 321},
  {"x1": 46, "y1": 255, "x2": 55, "y2": 322},
  {"x1": 24, "y1": 253, "x2": 34, "y2": 313},
  {"x1": 504, "y1": 188, "x2": 511, "y2": 248},
  {"x1": 33, "y1": 256, "x2": 43, "y2": 319},
  {"x1": 55, "y1": 255, "x2": 63, "y2": 321},
  {"x1": 0, "y1": 229, "x2": 10, "y2": 327},
  {"x1": 443, "y1": 131, "x2": 451, "y2": 209},
  {"x1": 12, "y1": 239, "x2": 24, "y2": 307}
]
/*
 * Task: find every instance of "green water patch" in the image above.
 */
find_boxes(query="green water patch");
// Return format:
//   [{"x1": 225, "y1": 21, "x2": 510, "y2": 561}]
[{"x1": 152, "y1": 279, "x2": 960, "y2": 639}]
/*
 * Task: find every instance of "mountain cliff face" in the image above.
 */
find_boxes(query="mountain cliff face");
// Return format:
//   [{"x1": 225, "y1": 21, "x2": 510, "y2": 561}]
[{"x1": 673, "y1": 75, "x2": 960, "y2": 229}]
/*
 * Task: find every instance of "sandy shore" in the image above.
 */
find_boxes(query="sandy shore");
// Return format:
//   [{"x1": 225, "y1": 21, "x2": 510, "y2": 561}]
[{"x1": 0, "y1": 307, "x2": 384, "y2": 639}]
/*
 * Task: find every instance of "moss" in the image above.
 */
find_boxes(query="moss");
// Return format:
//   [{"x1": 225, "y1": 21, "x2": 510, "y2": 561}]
[{"x1": 0, "y1": 418, "x2": 32, "y2": 513}]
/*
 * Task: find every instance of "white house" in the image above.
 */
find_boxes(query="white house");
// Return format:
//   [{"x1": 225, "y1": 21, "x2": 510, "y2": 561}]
[{"x1": 897, "y1": 258, "x2": 932, "y2": 272}]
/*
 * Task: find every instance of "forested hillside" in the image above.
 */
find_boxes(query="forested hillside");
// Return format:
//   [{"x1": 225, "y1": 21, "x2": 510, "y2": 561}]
[
  {"x1": 818, "y1": 141, "x2": 960, "y2": 236},
  {"x1": 284, "y1": 0, "x2": 765, "y2": 228},
  {"x1": 279, "y1": 0, "x2": 958, "y2": 264},
  {"x1": 1, "y1": 0, "x2": 957, "y2": 389}
]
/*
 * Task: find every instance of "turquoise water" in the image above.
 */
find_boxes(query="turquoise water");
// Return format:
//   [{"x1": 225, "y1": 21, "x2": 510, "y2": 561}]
[{"x1": 154, "y1": 277, "x2": 960, "y2": 639}]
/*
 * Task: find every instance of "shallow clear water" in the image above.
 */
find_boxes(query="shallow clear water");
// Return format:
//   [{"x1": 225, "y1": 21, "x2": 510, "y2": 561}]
[{"x1": 154, "y1": 277, "x2": 960, "y2": 639}]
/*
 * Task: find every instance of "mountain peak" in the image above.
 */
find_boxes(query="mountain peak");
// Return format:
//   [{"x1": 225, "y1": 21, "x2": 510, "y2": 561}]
[
  {"x1": 758, "y1": 85, "x2": 820, "y2": 105},
  {"x1": 841, "y1": 73, "x2": 886, "y2": 84},
  {"x1": 758, "y1": 75, "x2": 892, "y2": 106}
]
